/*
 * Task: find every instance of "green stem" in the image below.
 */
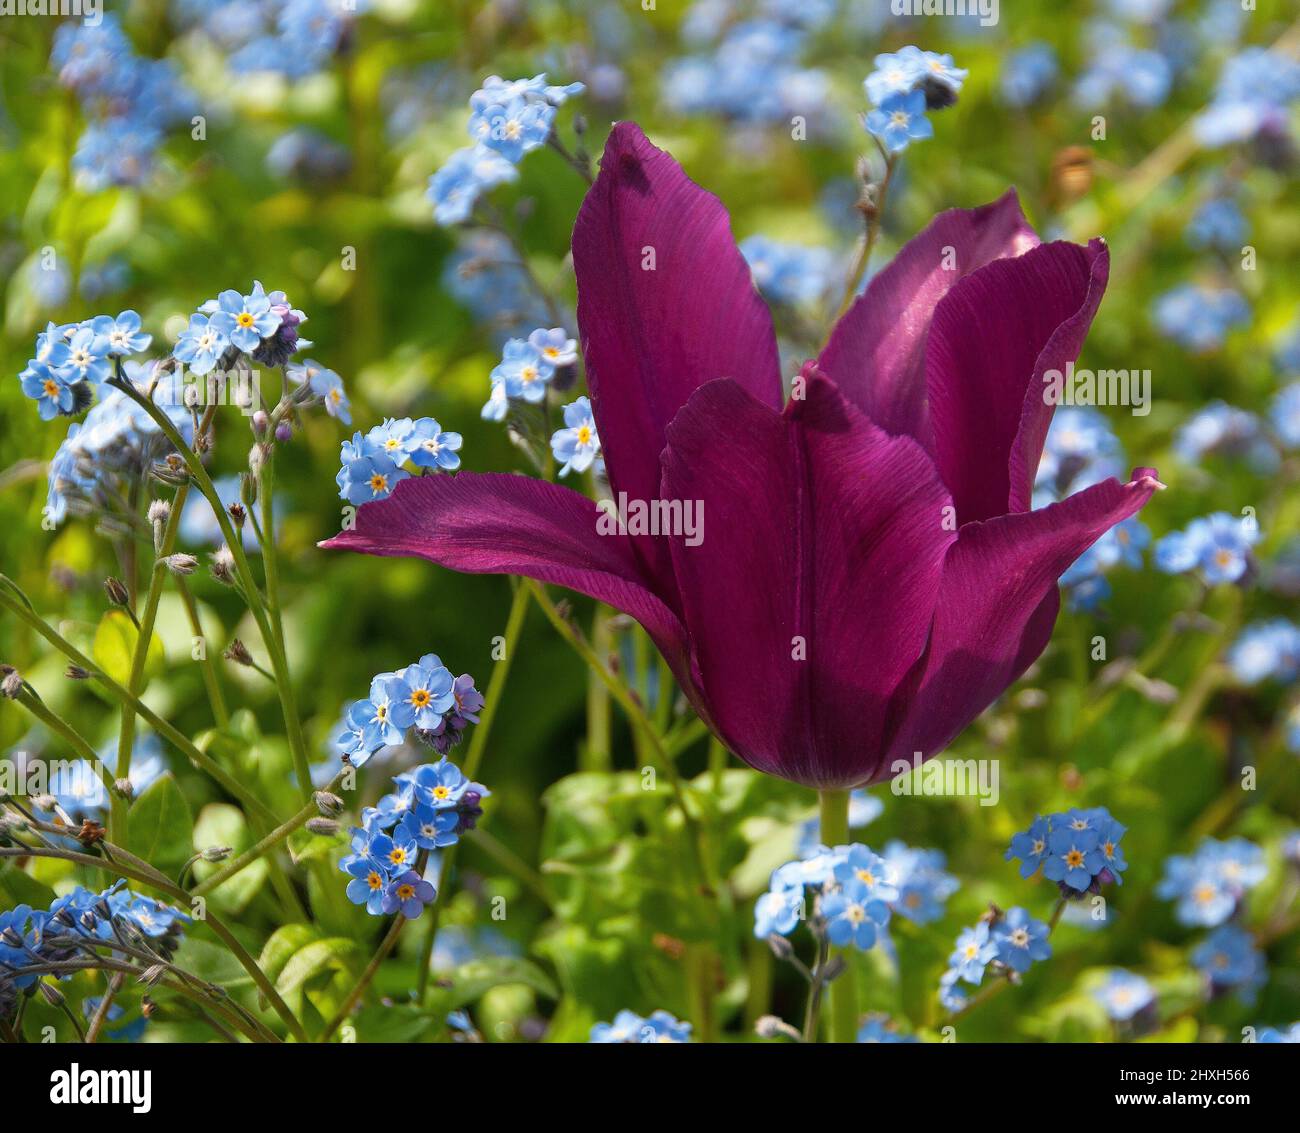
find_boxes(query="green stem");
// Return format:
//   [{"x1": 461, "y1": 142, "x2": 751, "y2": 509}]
[
  {"x1": 192, "y1": 773, "x2": 344, "y2": 897},
  {"x1": 173, "y1": 575, "x2": 230, "y2": 727},
  {"x1": 0, "y1": 586, "x2": 278, "y2": 828},
  {"x1": 819, "y1": 788, "x2": 857, "y2": 1043},
  {"x1": 107, "y1": 374, "x2": 310, "y2": 801},
  {"x1": 835, "y1": 150, "x2": 896, "y2": 322},
  {"x1": 83, "y1": 973, "x2": 124, "y2": 1043},
  {"x1": 320, "y1": 914, "x2": 406, "y2": 1042},
  {"x1": 525, "y1": 579, "x2": 714, "y2": 895},
  {"x1": 259, "y1": 448, "x2": 312, "y2": 799},
  {"x1": 114, "y1": 481, "x2": 190, "y2": 847},
  {"x1": 583, "y1": 606, "x2": 613, "y2": 772},
  {"x1": 464, "y1": 827, "x2": 550, "y2": 906}
]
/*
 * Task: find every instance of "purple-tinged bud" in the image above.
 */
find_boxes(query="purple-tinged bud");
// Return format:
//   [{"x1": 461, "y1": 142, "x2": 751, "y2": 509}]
[{"x1": 275, "y1": 421, "x2": 293, "y2": 443}]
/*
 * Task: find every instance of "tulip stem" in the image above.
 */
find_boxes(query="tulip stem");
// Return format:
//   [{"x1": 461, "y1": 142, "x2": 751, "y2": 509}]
[{"x1": 819, "y1": 787, "x2": 858, "y2": 1043}]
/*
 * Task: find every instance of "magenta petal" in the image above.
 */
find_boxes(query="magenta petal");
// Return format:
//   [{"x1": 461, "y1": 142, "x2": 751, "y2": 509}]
[
  {"x1": 926, "y1": 238, "x2": 1110, "y2": 525},
  {"x1": 885, "y1": 470, "x2": 1162, "y2": 771},
  {"x1": 660, "y1": 375, "x2": 955, "y2": 788},
  {"x1": 573, "y1": 122, "x2": 783, "y2": 587},
  {"x1": 817, "y1": 190, "x2": 1039, "y2": 446},
  {"x1": 319, "y1": 473, "x2": 690, "y2": 678}
]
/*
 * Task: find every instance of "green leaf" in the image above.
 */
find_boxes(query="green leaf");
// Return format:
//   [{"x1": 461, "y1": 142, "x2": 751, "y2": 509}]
[
  {"x1": 276, "y1": 937, "x2": 361, "y2": 997},
  {"x1": 91, "y1": 609, "x2": 164, "y2": 686},
  {"x1": 127, "y1": 773, "x2": 194, "y2": 877},
  {"x1": 0, "y1": 865, "x2": 56, "y2": 910},
  {"x1": 169, "y1": 936, "x2": 253, "y2": 990},
  {"x1": 425, "y1": 956, "x2": 558, "y2": 1013},
  {"x1": 191, "y1": 803, "x2": 267, "y2": 913},
  {"x1": 258, "y1": 924, "x2": 321, "y2": 985}
]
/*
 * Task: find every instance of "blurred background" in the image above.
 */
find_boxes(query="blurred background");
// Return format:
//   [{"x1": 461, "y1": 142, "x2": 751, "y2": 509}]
[{"x1": 0, "y1": 0, "x2": 1297, "y2": 1042}]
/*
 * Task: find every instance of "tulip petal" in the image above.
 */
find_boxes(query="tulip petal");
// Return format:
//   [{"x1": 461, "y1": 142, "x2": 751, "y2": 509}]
[
  {"x1": 319, "y1": 473, "x2": 691, "y2": 679},
  {"x1": 661, "y1": 374, "x2": 955, "y2": 788},
  {"x1": 573, "y1": 122, "x2": 783, "y2": 588},
  {"x1": 926, "y1": 238, "x2": 1110, "y2": 525},
  {"x1": 817, "y1": 189, "x2": 1039, "y2": 446},
  {"x1": 885, "y1": 470, "x2": 1162, "y2": 770}
]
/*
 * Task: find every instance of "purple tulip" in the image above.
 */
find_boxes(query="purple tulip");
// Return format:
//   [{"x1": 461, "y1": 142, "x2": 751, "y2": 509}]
[{"x1": 323, "y1": 123, "x2": 1161, "y2": 789}]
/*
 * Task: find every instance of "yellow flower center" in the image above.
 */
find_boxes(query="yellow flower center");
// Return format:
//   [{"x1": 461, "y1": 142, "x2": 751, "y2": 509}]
[
  {"x1": 369, "y1": 473, "x2": 389, "y2": 494},
  {"x1": 236, "y1": 312, "x2": 256, "y2": 329},
  {"x1": 410, "y1": 688, "x2": 432, "y2": 709},
  {"x1": 43, "y1": 379, "x2": 60, "y2": 397},
  {"x1": 576, "y1": 425, "x2": 592, "y2": 445},
  {"x1": 367, "y1": 871, "x2": 383, "y2": 891},
  {"x1": 389, "y1": 848, "x2": 406, "y2": 866},
  {"x1": 1065, "y1": 849, "x2": 1085, "y2": 868},
  {"x1": 432, "y1": 786, "x2": 451, "y2": 800},
  {"x1": 397, "y1": 884, "x2": 416, "y2": 901}
]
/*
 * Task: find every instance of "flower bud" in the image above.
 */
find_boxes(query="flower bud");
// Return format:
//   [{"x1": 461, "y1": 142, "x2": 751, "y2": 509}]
[
  {"x1": 113, "y1": 778, "x2": 134, "y2": 800},
  {"x1": 251, "y1": 410, "x2": 269, "y2": 436},
  {"x1": 201, "y1": 845, "x2": 233, "y2": 862},
  {"x1": 162, "y1": 553, "x2": 198, "y2": 576},
  {"x1": 39, "y1": 982, "x2": 65, "y2": 1008},
  {"x1": 65, "y1": 664, "x2": 91, "y2": 680},
  {"x1": 1, "y1": 669, "x2": 23, "y2": 700},
  {"x1": 223, "y1": 638, "x2": 253, "y2": 666},
  {"x1": 147, "y1": 499, "x2": 172, "y2": 525},
  {"x1": 209, "y1": 545, "x2": 237, "y2": 586},
  {"x1": 228, "y1": 501, "x2": 247, "y2": 528},
  {"x1": 275, "y1": 421, "x2": 293, "y2": 443},
  {"x1": 314, "y1": 791, "x2": 344, "y2": 817},
  {"x1": 305, "y1": 817, "x2": 340, "y2": 837},
  {"x1": 104, "y1": 576, "x2": 131, "y2": 607}
]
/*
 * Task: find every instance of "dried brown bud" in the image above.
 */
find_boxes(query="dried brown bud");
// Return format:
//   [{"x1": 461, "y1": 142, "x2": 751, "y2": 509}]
[
  {"x1": 77, "y1": 820, "x2": 106, "y2": 847},
  {"x1": 65, "y1": 664, "x2": 91, "y2": 681},
  {"x1": 104, "y1": 576, "x2": 131, "y2": 607},
  {"x1": 223, "y1": 639, "x2": 253, "y2": 666},
  {"x1": 228, "y1": 501, "x2": 247, "y2": 528}
]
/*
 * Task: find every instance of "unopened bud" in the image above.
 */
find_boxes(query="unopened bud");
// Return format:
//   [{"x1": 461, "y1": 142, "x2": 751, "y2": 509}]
[
  {"x1": 113, "y1": 778, "x2": 134, "y2": 800},
  {"x1": 274, "y1": 421, "x2": 292, "y2": 443},
  {"x1": 314, "y1": 791, "x2": 344, "y2": 817},
  {"x1": 223, "y1": 639, "x2": 253, "y2": 666},
  {"x1": 305, "y1": 817, "x2": 340, "y2": 837},
  {"x1": 200, "y1": 845, "x2": 232, "y2": 862},
  {"x1": 141, "y1": 995, "x2": 158, "y2": 1016},
  {"x1": 228, "y1": 501, "x2": 246, "y2": 528},
  {"x1": 147, "y1": 499, "x2": 172, "y2": 525},
  {"x1": 2, "y1": 670, "x2": 23, "y2": 699},
  {"x1": 65, "y1": 664, "x2": 91, "y2": 680},
  {"x1": 39, "y1": 982, "x2": 65, "y2": 1008},
  {"x1": 141, "y1": 966, "x2": 167, "y2": 988},
  {"x1": 251, "y1": 410, "x2": 269, "y2": 437},
  {"x1": 248, "y1": 444, "x2": 266, "y2": 478},
  {"x1": 209, "y1": 545, "x2": 237, "y2": 586},
  {"x1": 104, "y1": 576, "x2": 130, "y2": 607},
  {"x1": 162, "y1": 553, "x2": 199, "y2": 576}
]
